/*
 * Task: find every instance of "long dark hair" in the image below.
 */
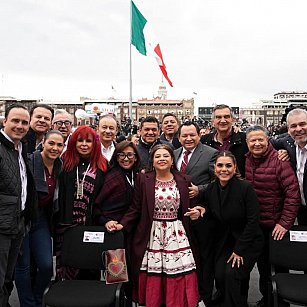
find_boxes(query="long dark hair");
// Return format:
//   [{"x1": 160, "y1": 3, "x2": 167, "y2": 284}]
[{"x1": 109, "y1": 140, "x2": 140, "y2": 172}]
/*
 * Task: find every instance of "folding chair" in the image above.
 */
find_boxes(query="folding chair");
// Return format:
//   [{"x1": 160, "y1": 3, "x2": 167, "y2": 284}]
[
  {"x1": 269, "y1": 225, "x2": 307, "y2": 307},
  {"x1": 43, "y1": 225, "x2": 126, "y2": 307}
]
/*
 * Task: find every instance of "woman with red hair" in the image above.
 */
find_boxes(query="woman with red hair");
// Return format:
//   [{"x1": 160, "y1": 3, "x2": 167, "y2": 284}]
[{"x1": 55, "y1": 125, "x2": 107, "y2": 280}]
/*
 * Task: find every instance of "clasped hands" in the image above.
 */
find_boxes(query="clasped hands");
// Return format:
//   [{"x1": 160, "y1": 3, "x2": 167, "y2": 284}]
[{"x1": 184, "y1": 205, "x2": 206, "y2": 220}]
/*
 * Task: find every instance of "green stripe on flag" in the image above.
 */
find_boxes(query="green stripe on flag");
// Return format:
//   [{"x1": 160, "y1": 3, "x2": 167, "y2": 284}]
[{"x1": 131, "y1": 1, "x2": 147, "y2": 56}]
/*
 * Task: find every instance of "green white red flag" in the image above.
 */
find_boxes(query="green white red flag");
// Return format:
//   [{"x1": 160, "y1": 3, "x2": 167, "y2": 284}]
[{"x1": 131, "y1": 1, "x2": 173, "y2": 87}]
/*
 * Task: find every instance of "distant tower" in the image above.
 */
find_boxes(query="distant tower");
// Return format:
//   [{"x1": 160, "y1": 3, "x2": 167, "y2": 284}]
[{"x1": 158, "y1": 80, "x2": 167, "y2": 100}]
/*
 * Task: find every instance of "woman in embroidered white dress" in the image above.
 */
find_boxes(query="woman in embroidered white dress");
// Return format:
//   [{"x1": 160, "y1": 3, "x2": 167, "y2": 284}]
[{"x1": 107, "y1": 144, "x2": 200, "y2": 307}]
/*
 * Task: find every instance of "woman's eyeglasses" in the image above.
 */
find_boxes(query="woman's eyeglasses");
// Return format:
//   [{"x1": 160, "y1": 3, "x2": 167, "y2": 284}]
[{"x1": 117, "y1": 152, "x2": 136, "y2": 159}]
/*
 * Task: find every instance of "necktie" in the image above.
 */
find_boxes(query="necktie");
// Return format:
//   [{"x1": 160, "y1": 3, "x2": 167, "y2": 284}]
[{"x1": 180, "y1": 150, "x2": 190, "y2": 173}]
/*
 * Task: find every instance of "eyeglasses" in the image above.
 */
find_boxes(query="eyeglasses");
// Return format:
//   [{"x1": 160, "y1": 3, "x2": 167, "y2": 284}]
[
  {"x1": 54, "y1": 121, "x2": 72, "y2": 127},
  {"x1": 117, "y1": 152, "x2": 136, "y2": 159}
]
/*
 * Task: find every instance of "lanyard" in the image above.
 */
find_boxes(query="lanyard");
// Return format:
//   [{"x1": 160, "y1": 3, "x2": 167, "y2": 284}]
[
  {"x1": 125, "y1": 172, "x2": 134, "y2": 187},
  {"x1": 76, "y1": 164, "x2": 91, "y2": 199}
]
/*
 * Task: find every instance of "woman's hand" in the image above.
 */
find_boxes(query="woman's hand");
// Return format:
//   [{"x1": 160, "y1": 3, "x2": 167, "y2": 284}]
[
  {"x1": 184, "y1": 206, "x2": 205, "y2": 220},
  {"x1": 105, "y1": 221, "x2": 123, "y2": 232},
  {"x1": 227, "y1": 252, "x2": 244, "y2": 268}
]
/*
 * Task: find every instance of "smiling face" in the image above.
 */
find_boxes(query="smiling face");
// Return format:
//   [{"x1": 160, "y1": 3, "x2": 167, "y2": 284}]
[
  {"x1": 117, "y1": 146, "x2": 137, "y2": 170},
  {"x1": 214, "y1": 156, "x2": 236, "y2": 186},
  {"x1": 139, "y1": 122, "x2": 160, "y2": 144},
  {"x1": 162, "y1": 115, "x2": 178, "y2": 137},
  {"x1": 213, "y1": 107, "x2": 234, "y2": 135},
  {"x1": 153, "y1": 148, "x2": 173, "y2": 172},
  {"x1": 179, "y1": 124, "x2": 200, "y2": 151},
  {"x1": 3, "y1": 107, "x2": 30, "y2": 144},
  {"x1": 30, "y1": 107, "x2": 52, "y2": 134},
  {"x1": 246, "y1": 130, "x2": 269, "y2": 158},
  {"x1": 41, "y1": 133, "x2": 64, "y2": 161},
  {"x1": 52, "y1": 113, "x2": 72, "y2": 139},
  {"x1": 98, "y1": 116, "x2": 117, "y2": 146},
  {"x1": 287, "y1": 112, "x2": 307, "y2": 147},
  {"x1": 76, "y1": 134, "x2": 94, "y2": 158}
]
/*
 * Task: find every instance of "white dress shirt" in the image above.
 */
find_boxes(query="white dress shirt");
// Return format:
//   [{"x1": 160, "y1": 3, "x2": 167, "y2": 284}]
[{"x1": 0, "y1": 130, "x2": 27, "y2": 210}]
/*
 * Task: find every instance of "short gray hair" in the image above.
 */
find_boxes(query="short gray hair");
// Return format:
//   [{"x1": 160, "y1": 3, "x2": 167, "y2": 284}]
[
  {"x1": 286, "y1": 108, "x2": 307, "y2": 125},
  {"x1": 246, "y1": 125, "x2": 269, "y2": 138},
  {"x1": 52, "y1": 109, "x2": 72, "y2": 123},
  {"x1": 212, "y1": 104, "x2": 234, "y2": 120}
]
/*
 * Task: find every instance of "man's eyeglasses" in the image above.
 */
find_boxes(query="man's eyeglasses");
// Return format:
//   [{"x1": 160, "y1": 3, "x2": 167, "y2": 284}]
[
  {"x1": 54, "y1": 121, "x2": 72, "y2": 127},
  {"x1": 117, "y1": 152, "x2": 136, "y2": 159}
]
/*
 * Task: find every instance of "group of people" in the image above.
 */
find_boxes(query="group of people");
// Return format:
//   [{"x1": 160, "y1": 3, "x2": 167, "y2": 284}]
[{"x1": 0, "y1": 102, "x2": 306, "y2": 307}]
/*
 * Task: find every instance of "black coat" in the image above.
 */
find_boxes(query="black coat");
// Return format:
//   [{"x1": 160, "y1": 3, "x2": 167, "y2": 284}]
[
  {"x1": 160, "y1": 132, "x2": 182, "y2": 149},
  {"x1": 57, "y1": 166, "x2": 105, "y2": 226},
  {"x1": 0, "y1": 132, "x2": 36, "y2": 234},
  {"x1": 201, "y1": 130, "x2": 248, "y2": 177},
  {"x1": 202, "y1": 177, "x2": 263, "y2": 258}
]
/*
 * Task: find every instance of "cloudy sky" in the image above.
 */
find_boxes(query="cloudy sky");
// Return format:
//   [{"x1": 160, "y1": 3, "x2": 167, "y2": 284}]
[{"x1": 1, "y1": 0, "x2": 307, "y2": 110}]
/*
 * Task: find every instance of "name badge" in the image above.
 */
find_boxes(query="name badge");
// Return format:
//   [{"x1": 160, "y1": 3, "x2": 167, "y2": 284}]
[
  {"x1": 290, "y1": 230, "x2": 307, "y2": 242},
  {"x1": 83, "y1": 231, "x2": 105, "y2": 243}
]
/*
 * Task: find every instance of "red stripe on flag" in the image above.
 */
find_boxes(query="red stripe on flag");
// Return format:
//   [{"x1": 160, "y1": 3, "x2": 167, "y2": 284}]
[{"x1": 154, "y1": 44, "x2": 173, "y2": 87}]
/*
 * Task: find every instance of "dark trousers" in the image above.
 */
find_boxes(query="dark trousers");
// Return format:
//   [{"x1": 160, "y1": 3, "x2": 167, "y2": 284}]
[
  {"x1": 215, "y1": 247, "x2": 257, "y2": 307},
  {"x1": 0, "y1": 230, "x2": 24, "y2": 307},
  {"x1": 297, "y1": 205, "x2": 307, "y2": 226},
  {"x1": 257, "y1": 227, "x2": 288, "y2": 306},
  {"x1": 192, "y1": 216, "x2": 216, "y2": 305}
]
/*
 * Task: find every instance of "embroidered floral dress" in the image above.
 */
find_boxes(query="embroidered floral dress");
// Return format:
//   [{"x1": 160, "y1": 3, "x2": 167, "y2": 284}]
[{"x1": 138, "y1": 178, "x2": 199, "y2": 307}]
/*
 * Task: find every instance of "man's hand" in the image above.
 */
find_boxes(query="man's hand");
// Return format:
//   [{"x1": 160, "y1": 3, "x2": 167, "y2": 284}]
[
  {"x1": 189, "y1": 183, "x2": 199, "y2": 199},
  {"x1": 277, "y1": 149, "x2": 290, "y2": 161},
  {"x1": 272, "y1": 223, "x2": 287, "y2": 240}
]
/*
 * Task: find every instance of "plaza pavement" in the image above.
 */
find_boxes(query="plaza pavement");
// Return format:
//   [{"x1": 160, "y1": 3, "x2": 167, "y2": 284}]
[{"x1": 9, "y1": 265, "x2": 300, "y2": 306}]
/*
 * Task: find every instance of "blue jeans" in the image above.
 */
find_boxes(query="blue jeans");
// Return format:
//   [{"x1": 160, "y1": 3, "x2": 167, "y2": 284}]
[{"x1": 15, "y1": 210, "x2": 53, "y2": 307}]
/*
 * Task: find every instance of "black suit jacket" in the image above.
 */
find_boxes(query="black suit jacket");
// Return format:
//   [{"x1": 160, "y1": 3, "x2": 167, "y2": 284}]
[{"x1": 271, "y1": 134, "x2": 307, "y2": 203}]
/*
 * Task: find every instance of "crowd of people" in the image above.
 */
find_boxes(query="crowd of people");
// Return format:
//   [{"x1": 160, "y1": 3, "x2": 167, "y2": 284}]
[{"x1": 0, "y1": 102, "x2": 306, "y2": 307}]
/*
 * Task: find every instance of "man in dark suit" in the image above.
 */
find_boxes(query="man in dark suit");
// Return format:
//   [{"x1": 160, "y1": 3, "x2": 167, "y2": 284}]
[
  {"x1": 174, "y1": 121, "x2": 218, "y2": 306},
  {"x1": 272, "y1": 108, "x2": 307, "y2": 226}
]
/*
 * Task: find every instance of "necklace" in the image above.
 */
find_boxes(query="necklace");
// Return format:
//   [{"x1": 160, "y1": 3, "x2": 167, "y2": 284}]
[
  {"x1": 156, "y1": 175, "x2": 174, "y2": 182},
  {"x1": 76, "y1": 163, "x2": 91, "y2": 199}
]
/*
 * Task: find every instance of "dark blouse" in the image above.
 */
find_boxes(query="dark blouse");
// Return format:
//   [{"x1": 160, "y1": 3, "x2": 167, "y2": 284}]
[
  {"x1": 39, "y1": 166, "x2": 56, "y2": 207},
  {"x1": 94, "y1": 166, "x2": 135, "y2": 225}
]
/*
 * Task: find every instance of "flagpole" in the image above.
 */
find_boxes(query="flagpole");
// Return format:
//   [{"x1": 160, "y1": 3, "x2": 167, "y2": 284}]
[{"x1": 129, "y1": 0, "x2": 133, "y2": 122}]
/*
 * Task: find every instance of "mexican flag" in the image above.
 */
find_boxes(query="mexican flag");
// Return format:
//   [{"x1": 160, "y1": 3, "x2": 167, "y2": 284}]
[{"x1": 131, "y1": 1, "x2": 173, "y2": 87}]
